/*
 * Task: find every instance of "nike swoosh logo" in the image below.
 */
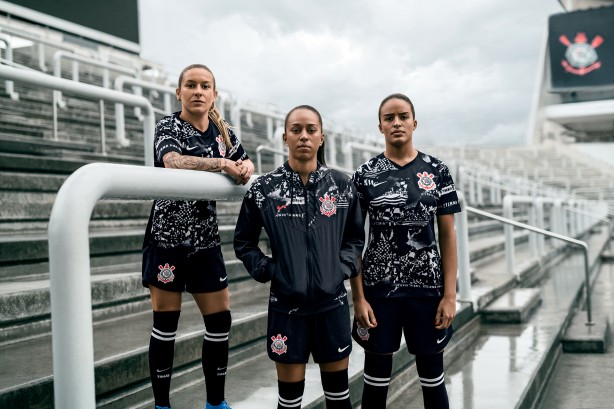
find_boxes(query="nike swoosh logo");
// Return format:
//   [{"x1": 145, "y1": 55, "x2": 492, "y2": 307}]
[
  {"x1": 436, "y1": 335, "x2": 446, "y2": 344},
  {"x1": 219, "y1": 276, "x2": 228, "y2": 282},
  {"x1": 185, "y1": 146, "x2": 198, "y2": 151},
  {"x1": 338, "y1": 345, "x2": 350, "y2": 353},
  {"x1": 217, "y1": 367, "x2": 227, "y2": 371},
  {"x1": 156, "y1": 367, "x2": 171, "y2": 373}
]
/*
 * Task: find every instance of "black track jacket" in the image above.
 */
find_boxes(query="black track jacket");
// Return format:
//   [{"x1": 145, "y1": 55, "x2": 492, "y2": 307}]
[{"x1": 234, "y1": 162, "x2": 364, "y2": 315}]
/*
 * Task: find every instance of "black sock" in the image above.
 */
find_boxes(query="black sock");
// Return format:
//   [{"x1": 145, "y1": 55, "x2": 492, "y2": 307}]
[
  {"x1": 415, "y1": 352, "x2": 449, "y2": 409},
  {"x1": 149, "y1": 310, "x2": 180, "y2": 408},
  {"x1": 202, "y1": 310, "x2": 231, "y2": 406},
  {"x1": 277, "y1": 379, "x2": 305, "y2": 408},
  {"x1": 320, "y1": 368, "x2": 351, "y2": 409},
  {"x1": 361, "y1": 352, "x2": 393, "y2": 409}
]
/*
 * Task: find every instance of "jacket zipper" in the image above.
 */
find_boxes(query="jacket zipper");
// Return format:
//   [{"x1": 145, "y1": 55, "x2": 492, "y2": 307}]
[{"x1": 303, "y1": 184, "x2": 313, "y2": 302}]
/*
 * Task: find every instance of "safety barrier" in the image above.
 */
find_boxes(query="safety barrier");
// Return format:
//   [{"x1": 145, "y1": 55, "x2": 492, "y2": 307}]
[
  {"x1": 0, "y1": 64, "x2": 155, "y2": 165},
  {"x1": 47, "y1": 163, "x2": 254, "y2": 408},
  {"x1": 0, "y1": 33, "x2": 19, "y2": 100}
]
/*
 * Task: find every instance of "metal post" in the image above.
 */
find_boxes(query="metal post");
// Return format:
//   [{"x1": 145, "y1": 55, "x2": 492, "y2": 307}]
[
  {"x1": 455, "y1": 192, "x2": 472, "y2": 302},
  {"x1": 52, "y1": 90, "x2": 59, "y2": 140},
  {"x1": 48, "y1": 163, "x2": 255, "y2": 408},
  {"x1": 465, "y1": 204, "x2": 595, "y2": 326},
  {"x1": 37, "y1": 41, "x2": 47, "y2": 71},
  {"x1": 535, "y1": 198, "x2": 545, "y2": 254},
  {"x1": 529, "y1": 202, "x2": 538, "y2": 256},
  {"x1": 99, "y1": 100, "x2": 107, "y2": 156},
  {"x1": 503, "y1": 195, "x2": 516, "y2": 274},
  {"x1": 71, "y1": 60, "x2": 79, "y2": 82},
  {"x1": 0, "y1": 34, "x2": 19, "y2": 100},
  {"x1": 582, "y1": 247, "x2": 594, "y2": 325},
  {"x1": 0, "y1": 64, "x2": 154, "y2": 165}
]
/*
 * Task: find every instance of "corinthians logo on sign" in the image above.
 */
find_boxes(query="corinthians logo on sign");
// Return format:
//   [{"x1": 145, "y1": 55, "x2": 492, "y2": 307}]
[{"x1": 559, "y1": 32, "x2": 604, "y2": 76}]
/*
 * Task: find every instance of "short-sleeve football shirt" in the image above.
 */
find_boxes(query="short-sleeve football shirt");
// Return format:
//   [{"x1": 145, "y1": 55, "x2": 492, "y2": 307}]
[
  {"x1": 352, "y1": 152, "x2": 461, "y2": 298},
  {"x1": 144, "y1": 112, "x2": 248, "y2": 250}
]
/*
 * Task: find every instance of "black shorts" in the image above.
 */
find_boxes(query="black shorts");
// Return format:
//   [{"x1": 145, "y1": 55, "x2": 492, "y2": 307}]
[
  {"x1": 142, "y1": 243, "x2": 228, "y2": 293},
  {"x1": 352, "y1": 297, "x2": 453, "y2": 355},
  {"x1": 267, "y1": 302, "x2": 352, "y2": 364}
]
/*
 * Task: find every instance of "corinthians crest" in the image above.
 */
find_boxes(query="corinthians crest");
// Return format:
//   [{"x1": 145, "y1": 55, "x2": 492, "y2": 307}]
[
  {"x1": 319, "y1": 193, "x2": 337, "y2": 217},
  {"x1": 271, "y1": 334, "x2": 288, "y2": 355},
  {"x1": 157, "y1": 263, "x2": 176, "y2": 283},
  {"x1": 559, "y1": 32, "x2": 604, "y2": 76},
  {"x1": 417, "y1": 172, "x2": 436, "y2": 191},
  {"x1": 216, "y1": 135, "x2": 226, "y2": 156}
]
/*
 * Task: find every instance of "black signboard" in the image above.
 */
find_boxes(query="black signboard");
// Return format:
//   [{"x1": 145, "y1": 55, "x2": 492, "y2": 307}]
[
  {"x1": 548, "y1": 6, "x2": 614, "y2": 91},
  {"x1": 4, "y1": 0, "x2": 139, "y2": 45}
]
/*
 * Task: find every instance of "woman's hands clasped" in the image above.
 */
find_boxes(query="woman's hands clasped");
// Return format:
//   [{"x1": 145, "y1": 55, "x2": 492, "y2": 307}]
[{"x1": 224, "y1": 158, "x2": 254, "y2": 185}]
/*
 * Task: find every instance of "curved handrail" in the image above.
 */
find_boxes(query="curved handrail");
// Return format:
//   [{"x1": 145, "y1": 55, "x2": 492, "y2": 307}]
[{"x1": 47, "y1": 163, "x2": 255, "y2": 408}]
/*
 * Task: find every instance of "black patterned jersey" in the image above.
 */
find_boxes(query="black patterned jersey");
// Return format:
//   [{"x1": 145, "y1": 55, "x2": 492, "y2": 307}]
[
  {"x1": 234, "y1": 163, "x2": 364, "y2": 315},
  {"x1": 144, "y1": 112, "x2": 248, "y2": 249},
  {"x1": 351, "y1": 152, "x2": 461, "y2": 298}
]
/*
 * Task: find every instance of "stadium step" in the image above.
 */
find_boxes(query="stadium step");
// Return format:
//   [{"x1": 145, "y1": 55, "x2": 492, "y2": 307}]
[
  {"x1": 537, "y1": 257, "x2": 614, "y2": 409},
  {"x1": 138, "y1": 303, "x2": 478, "y2": 409},
  {"x1": 480, "y1": 287, "x2": 542, "y2": 323},
  {"x1": 0, "y1": 280, "x2": 269, "y2": 409},
  {"x1": 384, "y1": 225, "x2": 611, "y2": 409}
]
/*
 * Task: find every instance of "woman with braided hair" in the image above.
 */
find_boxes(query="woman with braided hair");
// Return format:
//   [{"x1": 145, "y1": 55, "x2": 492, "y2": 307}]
[{"x1": 141, "y1": 64, "x2": 253, "y2": 409}]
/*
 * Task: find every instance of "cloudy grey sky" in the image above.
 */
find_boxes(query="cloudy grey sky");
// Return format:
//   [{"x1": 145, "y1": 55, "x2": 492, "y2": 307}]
[{"x1": 139, "y1": 1, "x2": 562, "y2": 146}]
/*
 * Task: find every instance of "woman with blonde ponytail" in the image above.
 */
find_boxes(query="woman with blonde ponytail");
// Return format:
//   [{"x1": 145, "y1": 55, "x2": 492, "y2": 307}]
[{"x1": 141, "y1": 64, "x2": 253, "y2": 409}]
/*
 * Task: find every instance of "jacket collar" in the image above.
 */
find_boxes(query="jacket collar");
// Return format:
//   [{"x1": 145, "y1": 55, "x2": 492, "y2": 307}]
[{"x1": 282, "y1": 161, "x2": 328, "y2": 186}]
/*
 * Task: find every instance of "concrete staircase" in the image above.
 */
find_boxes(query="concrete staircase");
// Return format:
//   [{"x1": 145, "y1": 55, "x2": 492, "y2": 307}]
[{"x1": 2, "y1": 47, "x2": 613, "y2": 409}]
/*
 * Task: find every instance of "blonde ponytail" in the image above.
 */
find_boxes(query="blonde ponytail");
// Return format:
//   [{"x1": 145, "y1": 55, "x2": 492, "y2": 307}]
[{"x1": 209, "y1": 103, "x2": 232, "y2": 150}]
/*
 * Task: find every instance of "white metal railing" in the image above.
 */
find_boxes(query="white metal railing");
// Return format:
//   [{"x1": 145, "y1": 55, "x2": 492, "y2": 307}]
[
  {"x1": 0, "y1": 33, "x2": 19, "y2": 100},
  {"x1": 0, "y1": 23, "x2": 86, "y2": 71},
  {"x1": 456, "y1": 191, "x2": 611, "y2": 326},
  {"x1": 47, "y1": 163, "x2": 254, "y2": 409},
  {"x1": 502, "y1": 195, "x2": 607, "y2": 273},
  {"x1": 113, "y1": 75, "x2": 177, "y2": 147},
  {"x1": 52, "y1": 50, "x2": 138, "y2": 109},
  {"x1": 0, "y1": 64, "x2": 155, "y2": 165},
  {"x1": 342, "y1": 141, "x2": 384, "y2": 170},
  {"x1": 256, "y1": 145, "x2": 287, "y2": 174}
]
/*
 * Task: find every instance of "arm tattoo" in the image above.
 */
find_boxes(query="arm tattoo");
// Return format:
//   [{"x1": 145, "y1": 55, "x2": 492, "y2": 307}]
[{"x1": 163, "y1": 152, "x2": 225, "y2": 171}]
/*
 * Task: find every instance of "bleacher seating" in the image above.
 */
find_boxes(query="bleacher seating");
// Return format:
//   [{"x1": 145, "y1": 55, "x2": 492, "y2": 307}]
[{"x1": 1, "y1": 20, "x2": 613, "y2": 409}]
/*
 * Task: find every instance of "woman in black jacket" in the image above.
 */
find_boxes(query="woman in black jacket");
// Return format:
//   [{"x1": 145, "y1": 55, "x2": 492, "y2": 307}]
[{"x1": 234, "y1": 105, "x2": 364, "y2": 409}]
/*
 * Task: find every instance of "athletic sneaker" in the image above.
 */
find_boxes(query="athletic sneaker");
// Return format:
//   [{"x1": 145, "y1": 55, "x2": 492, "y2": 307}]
[{"x1": 205, "y1": 401, "x2": 231, "y2": 409}]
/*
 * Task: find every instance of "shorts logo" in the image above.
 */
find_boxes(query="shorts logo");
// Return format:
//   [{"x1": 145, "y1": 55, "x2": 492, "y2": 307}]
[
  {"x1": 157, "y1": 263, "x2": 176, "y2": 284},
  {"x1": 356, "y1": 325, "x2": 370, "y2": 341},
  {"x1": 271, "y1": 333, "x2": 288, "y2": 355},
  {"x1": 417, "y1": 172, "x2": 436, "y2": 191},
  {"x1": 216, "y1": 135, "x2": 226, "y2": 157},
  {"x1": 319, "y1": 193, "x2": 337, "y2": 217}
]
